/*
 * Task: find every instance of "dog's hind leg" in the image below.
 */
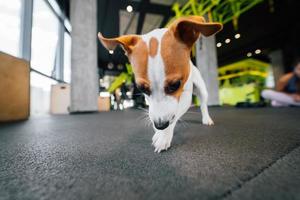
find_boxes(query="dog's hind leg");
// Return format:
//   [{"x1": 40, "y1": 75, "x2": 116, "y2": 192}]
[{"x1": 191, "y1": 65, "x2": 214, "y2": 125}]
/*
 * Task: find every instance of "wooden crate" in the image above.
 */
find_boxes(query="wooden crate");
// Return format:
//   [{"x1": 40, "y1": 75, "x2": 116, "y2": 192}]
[
  {"x1": 50, "y1": 84, "x2": 70, "y2": 114},
  {"x1": 98, "y1": 96, "x2": 110, "y2": 111},
  {"x1": 0, "y1": 52, "x2": 30, "y2": 122}
]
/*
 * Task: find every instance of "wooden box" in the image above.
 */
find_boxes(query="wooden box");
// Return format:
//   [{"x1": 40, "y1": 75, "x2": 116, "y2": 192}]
[
  {"x1": 50, "y1": 83, "x2": 70, "y2": 114},
  {"x1": 0, "y1": 52, "x2": 30, "y2": 122},
  {"x1": 98, "y1": 96, "x2": 110, "y2": 111}
]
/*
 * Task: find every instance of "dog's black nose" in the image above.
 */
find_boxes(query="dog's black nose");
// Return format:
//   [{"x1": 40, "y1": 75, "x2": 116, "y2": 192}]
[{"x1": 154, "y1": 120, "x2": 169, "y2": 130}]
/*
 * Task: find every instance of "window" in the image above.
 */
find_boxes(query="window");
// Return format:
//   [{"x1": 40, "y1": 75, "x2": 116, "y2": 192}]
[
  {"x1": 0, "y1": 0, "x2": 22, "y2": 57},
  {"x1": 30, "y1": 0, "x2": 71, "y2": 115},
  {"x1": 30, "y1": 71, "x2": 58, "y2": 115},
  {"x1": 31, "y1": 0, "x2": 60, "y2": 76},
  {"x1": 1, "y1": 0, "x2": 72, "y2": 115},
  {"x1": 64, "y1": 32, "x2": 71, "y2": 83}
]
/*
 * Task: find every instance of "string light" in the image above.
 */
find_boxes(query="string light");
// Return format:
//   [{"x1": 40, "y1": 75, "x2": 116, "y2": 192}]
[
  {"x1": 109, "y1": 50, "x2": 114, "y2": 54},
  {"x1": 225, "y1": 38, "x2": 231, "y2": 44},
  {"x1": 126, "y1": 5, "x2": 133, "y2": 12},
  {"x1": 217, "y1": 42, "x2": 222, "y2": 47},
  {"x1": 247, "y1": 52, "x2": 252, "y2": 57},
  {"x1": 255, "y1": 49, "x2": 261, "y2": 54},
  {"x1": 234, "y1": 33, "x2": 241, "y2": 39}
]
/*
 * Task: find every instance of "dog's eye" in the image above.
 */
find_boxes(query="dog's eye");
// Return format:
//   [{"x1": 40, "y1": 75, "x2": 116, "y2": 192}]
[
  {"x1": 137, "y1": 84, "x2": 151, "y2": 96},
  {"x1": 165, "y1": 80, "x2": 181, "y2": 94}
]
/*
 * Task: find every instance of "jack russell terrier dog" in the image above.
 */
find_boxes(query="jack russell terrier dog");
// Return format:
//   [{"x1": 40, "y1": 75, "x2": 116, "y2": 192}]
[{"x1": 98, "y1": 16, "x2": 223, "y2": 153}]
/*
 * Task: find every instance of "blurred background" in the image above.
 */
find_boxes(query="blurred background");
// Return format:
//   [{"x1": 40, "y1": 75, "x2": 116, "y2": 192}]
[
  {"x1": 1, "y1": 0, "x2": 300, "y2": 120},
  {"x1": 1, "y1": 2, "x2": 300, "y2": 199}
]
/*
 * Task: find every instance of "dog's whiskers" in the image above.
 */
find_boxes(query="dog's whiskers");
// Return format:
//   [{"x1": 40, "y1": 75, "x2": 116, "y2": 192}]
[
  {"x1": 137, "y1": 107, "x2": 148, "y2": 113},
  {"x1": 136, "y1": 108, "x2": 153, "y2": 128},
  {"x1": 186, "y1": 110, "x2": 200, "y2": 115},
  {"x1": 141, "y1": 115, "x2": 152, "y2": 127},
  {"x1": 177, "y1": 118, "x2": 188, "y2": 129},
  {"x1": 132, "y1": 93, "x2": 144, "y2": 96}
]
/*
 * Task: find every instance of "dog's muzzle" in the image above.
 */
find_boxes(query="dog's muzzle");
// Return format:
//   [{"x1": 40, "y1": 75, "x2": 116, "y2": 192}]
[{"x1": 154, "y1": 119, "x2": 169, "y2": 130}]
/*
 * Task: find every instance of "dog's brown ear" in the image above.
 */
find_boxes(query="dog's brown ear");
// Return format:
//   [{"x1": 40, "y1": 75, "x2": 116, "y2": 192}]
[
  {"x1": 98, "y1": 32, "x2": 140, "y2": 54},
  {"x1": 168, "y1": 16, "x2": 223, "y2": 47}
]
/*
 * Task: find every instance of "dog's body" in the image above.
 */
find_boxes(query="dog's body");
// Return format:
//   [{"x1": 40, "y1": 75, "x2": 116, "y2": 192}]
[{"x1": 99, "y1": 16, "x2": 222, "y2": 153}]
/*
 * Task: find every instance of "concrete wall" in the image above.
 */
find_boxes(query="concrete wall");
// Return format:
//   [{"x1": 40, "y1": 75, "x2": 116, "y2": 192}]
[
  {"x1": 196, "y1": 36, "x2": 220, "y2": 106},
  {"x1": 70, "y1": 0, "x2": 98, "y2": 112}
]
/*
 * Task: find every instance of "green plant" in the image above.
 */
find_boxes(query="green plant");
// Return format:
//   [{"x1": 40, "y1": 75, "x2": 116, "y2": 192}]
[
  {"x1": 171, "y1": 0, "x2": 265, "y2": 30},
  {"x1": 107, "y1": 64, "x2": 134, "y2": 93}
]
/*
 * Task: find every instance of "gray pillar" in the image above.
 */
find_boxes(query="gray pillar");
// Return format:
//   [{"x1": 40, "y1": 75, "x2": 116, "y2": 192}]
[
  {"x1": 269, "y1": 50, "x2": 284, "y2": 85},
  {"x1": 54, "y1": 16, "x2": 65, "y2": 81},
  {"x1": 196, "y1": 36, "x2": 219, "y2": 106},
  {"x1": 20, "y1": 0, "x2": 33, "y2": 61},
  {"x1": 70, "y1": 0, "x2": 98, "y2": 112}
]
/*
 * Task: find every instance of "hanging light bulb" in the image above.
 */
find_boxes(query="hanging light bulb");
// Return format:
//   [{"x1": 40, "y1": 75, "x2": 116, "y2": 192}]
[
  {"x1": 234, "y1": 33, "x2": 241, "y2": 39},
  {"x1": 255, "y1": 49, "x2": 261, "y2": 54},
  {"x1": 126, "y1": 5, "x2": 133, "y2": 13}
]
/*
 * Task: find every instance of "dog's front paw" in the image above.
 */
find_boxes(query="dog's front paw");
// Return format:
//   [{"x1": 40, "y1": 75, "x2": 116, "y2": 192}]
[
  {"x1": 202, "y1": 116, "x2": 214, "y2": 126},
  {"x1": 152, "y1": 132, "x2": 172, "y2": 153}
]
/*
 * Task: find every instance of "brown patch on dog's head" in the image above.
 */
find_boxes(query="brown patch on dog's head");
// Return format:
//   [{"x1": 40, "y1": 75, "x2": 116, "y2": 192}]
[
  {"x1": 98, "y1": 33, "x2": 149, "y2": 86},
  {"x1": 161, "y1": 16, "x2": 222, "y2": 99},
  {"x1": 128, "y1": 40, "x2": 149, "y2": 86},
  {"x1": 161, "y1": 30, "x2": 190, "y2": 100},
  {"x1": 149, "y1": 37, "x2": 159, "y2": 57}
]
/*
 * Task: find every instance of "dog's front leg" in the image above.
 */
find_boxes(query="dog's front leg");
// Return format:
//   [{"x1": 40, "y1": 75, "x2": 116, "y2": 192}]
[{"x1": 152, "y1": 122, "x2": 176, "y2": 153}]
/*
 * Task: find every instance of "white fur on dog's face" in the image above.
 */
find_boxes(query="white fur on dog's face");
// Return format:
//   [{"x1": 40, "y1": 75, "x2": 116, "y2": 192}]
[{"x1": 142, "y1": 29, "x2": 178, "y2": 127}]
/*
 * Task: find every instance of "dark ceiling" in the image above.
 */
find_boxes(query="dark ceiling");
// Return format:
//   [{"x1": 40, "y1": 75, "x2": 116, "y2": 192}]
[
  {"x1": 96, "y1": 0, "x2": 176, "y2": 75},
  {"x1": 217, "y1": 0, "x2": 300, "y2": 70},
  {"x1": 57, "y1": 0, "x2": 300, "y2": 74}
]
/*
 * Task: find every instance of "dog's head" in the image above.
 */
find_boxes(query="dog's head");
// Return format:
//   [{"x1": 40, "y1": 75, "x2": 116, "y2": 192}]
[{"x1": 99, "y1": 16, "x2": 222, "y2": 130}]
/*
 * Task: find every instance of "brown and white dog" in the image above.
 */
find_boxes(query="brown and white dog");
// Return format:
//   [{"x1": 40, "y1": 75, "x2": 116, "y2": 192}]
[{"x1": 98, "y1": 16, "x2": 223, "y2": 153}]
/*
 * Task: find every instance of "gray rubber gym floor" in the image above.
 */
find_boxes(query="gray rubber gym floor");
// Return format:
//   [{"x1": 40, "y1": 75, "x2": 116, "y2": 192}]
[{"x1": 0, "y1": 107, "x2": 299, "y2": 200}]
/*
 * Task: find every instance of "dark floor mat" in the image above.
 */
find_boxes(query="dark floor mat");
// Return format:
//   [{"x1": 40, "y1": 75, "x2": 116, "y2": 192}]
[{"x1": 0, "y1": 107, "x2": 299, "y2": 200}]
